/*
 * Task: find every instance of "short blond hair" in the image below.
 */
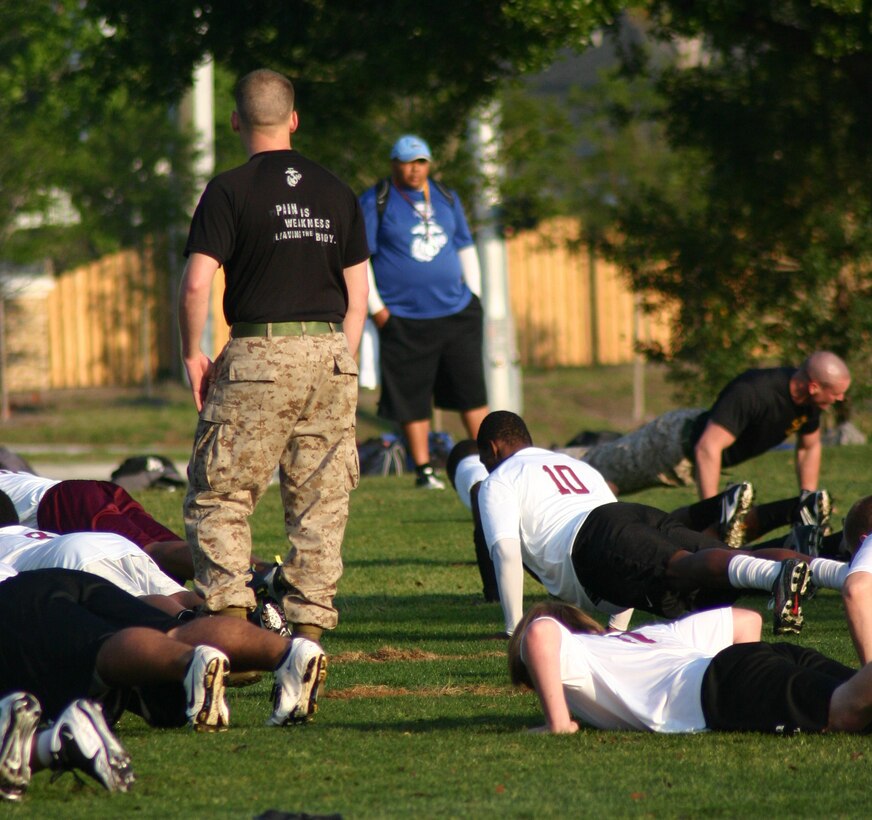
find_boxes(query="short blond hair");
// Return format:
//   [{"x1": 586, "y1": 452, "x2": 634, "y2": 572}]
[
  {"x1": 507, "y1": 601, "x2": 605, "y2": 688},
  {"x1": 234, "y1": 69, "x2": 295, "y2": 128}
]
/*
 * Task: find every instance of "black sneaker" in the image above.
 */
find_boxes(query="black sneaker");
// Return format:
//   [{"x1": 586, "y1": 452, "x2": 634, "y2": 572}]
[
  {"x1": 770, "y1": 559, "x2": 811, "y2": 636},
  {"x1": 784, "y1": 524, "x2": 822, "y2": 559},
  {"x1": 796, "y1": 489, "x2": 832, "y2": 531},
  {"x1": 250, "y1": 596, "x2": 291, "y2": 638},
  {"x1": 718, "y1": 482, "x2": 755, "y2": 548},
  {"x1": 415, "y1": 466, "x2": 445, "y2": 490},
  {"x1": 0, "y1": 692, "x2": 41, "y2": 802},
  {"x1": 48, "y1": 699, "x2": 135, "y2": 793},
  {"x1": 250, "y1": 562, "x2": 290, "y2": 602},
  {"x1": 249, "y1": 561, "x2": 277, "y2": 591}
]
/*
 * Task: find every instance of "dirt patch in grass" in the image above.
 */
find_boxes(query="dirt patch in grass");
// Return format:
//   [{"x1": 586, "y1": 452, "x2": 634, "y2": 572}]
[
  {"x1": 325, "y1": 683, "x2": 515, "y2": 700},
  {"x1": 332, "y1": 647, "x2": 505, "y2": 663}
]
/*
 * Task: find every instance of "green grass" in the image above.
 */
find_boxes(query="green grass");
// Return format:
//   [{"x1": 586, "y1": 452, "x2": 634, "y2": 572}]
[
  {"x1": 5, "y1": 368, "x2": 872, "y2": 816},
  {"x1": 5, "y1": 363, "x2": 870, "y2": 458},
  {"x1": 2, "y1": 366, "x2": 681, "y2": 471}
]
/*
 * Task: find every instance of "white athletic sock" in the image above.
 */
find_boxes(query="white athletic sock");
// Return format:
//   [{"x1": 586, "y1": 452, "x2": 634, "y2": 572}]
[
  {"x1": 35, "y1": 730, "x2": 54, "y2": 768},
  {"x1": 727, "y1": 554, "x2": 780, "y2": 590},
  {"x1": 809, "y1": 557, "x2": 850, "y2": 590}
]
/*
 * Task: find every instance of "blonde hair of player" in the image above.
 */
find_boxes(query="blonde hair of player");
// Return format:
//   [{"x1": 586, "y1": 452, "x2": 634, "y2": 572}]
[{"x1": 508, "y1": 601, "x2": 606, "y2": 689}]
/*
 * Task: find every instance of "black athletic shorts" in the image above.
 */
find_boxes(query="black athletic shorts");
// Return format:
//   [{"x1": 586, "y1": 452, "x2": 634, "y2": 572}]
[
  {"x1": 377, "y1": 295, "x2": 487, "y2": 422},
  {"x1": 571, "y1": 502, "x2": 738, "y2": 619},
  {"x1": 0, "y1": 568, "x2": 178, "y2": 720},
  {"x1": 700, "y1": 642, "x2": 854, "y2": 732}
]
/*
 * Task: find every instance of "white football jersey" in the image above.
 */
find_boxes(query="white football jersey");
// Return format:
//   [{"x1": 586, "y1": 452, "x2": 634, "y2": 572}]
[
  {"x1": 0, "y1": 470, "x2": 60, "y2": 527},
  {"x1": 453, "y1": 455, "x2": 488, "y2": 511},
  {"x1": 524, "y1": 608, "x2": 734, "y2": 732},
  {"x1": 478, "y1": 447, "x2": 618, "y2": 605},
  {"x1": 848, "y1": 534, "x2": 872, "y2": 577},
  {"x1": 0, "y1": 525, "x2": 184, "y2": 597}
]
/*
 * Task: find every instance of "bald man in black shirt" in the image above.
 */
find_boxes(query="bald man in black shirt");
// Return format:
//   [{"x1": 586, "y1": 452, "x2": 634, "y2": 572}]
[{"x1": 581, "y1": 351, "x2": 850, "y2": 499}]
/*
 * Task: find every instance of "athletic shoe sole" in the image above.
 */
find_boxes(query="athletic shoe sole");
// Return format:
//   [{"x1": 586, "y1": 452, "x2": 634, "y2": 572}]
[
  {"x1": 798, "y1": 489, "x2": 832, "y2": 530},
  {"x1": 251, "y1": 597, "x2": 292, "y2": 638},
  {"x1": 0, "y1": 693, "x2": 41, "y2": 802},
  {"x1": 189, "y1": 654, "x2": 230, "y2": 733},
  {"x1": 268, "y1": 651, "x2": 328, "y2": 727},
  {"x1": 720, "y1": 482, "x2": 755, "y2": 548},
  {"x1": 772, "y1": 560, "x2": 811, "y2": 636}
]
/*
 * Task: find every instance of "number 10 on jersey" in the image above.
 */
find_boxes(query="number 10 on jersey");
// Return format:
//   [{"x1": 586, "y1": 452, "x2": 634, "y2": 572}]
[{"x1": 542, "y1": 465, "x2": 589, "y2": 495}]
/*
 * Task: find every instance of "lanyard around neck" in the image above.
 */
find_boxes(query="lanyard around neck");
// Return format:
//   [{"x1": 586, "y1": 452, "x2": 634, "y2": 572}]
[{"x1": 392, "y1": 180, "x2": 432, "y2": 237}]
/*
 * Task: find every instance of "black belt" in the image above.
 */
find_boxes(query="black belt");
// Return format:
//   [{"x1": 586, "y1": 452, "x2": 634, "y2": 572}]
[{"x1": 231, "y1": 321, "x2": 339, "y2": 338}]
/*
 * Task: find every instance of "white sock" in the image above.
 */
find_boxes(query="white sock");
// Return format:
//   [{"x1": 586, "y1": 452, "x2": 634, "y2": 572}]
[
  {"x1": 727, "y1": 554, "x2": 780, "y2": 590},
  {"x1": 35, "y1": 730, "x2": 55, "y2": 768},
  {"x1": 809, "y1": 558, "x2": 850, "y2": 590}
]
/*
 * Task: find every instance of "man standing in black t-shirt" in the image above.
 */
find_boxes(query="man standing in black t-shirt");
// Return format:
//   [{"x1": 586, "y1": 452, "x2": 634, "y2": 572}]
[
  {"x1": 581, "y1": 351, "x2": 850, "y2": 499},
  {"x1": 178, "y1": 70, "x2": 369, "y2": 714}
]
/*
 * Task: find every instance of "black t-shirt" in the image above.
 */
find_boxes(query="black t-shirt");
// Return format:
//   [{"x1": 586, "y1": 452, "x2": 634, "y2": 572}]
[
  {"x1": 185, "y1": 149, "x2": 369, "y2": 324},
  {"x1": 688, "y1": 367, "x2": 820, "y2": 467}
]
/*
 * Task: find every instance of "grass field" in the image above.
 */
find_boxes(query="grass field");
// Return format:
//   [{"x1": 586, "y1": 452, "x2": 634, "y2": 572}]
[
  {"x1": 4, "y1": 368, "x2": 872, "y2": 817},
  {"x1": 0, "y1": 363, "x2": 720, "y2": 462}
]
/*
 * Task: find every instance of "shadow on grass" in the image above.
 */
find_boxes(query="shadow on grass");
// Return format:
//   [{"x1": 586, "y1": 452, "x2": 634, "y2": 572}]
[
  {"x1": 333, "y1": 593, "x2": 508, "y2": 644},
  {"x1": 344, "y1": 556, "x2": 476, "y2": 568}
]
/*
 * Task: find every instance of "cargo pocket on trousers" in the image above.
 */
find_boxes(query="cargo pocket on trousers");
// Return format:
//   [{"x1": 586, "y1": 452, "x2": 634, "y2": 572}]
[
  {"x1": 333, "y1": 347, "x2": 359, "y2": 379},
  {"x1": 346, "y1": 435, "x2": 360, "y2": 491},
  {"x1": 190, "y1": 401, "x2": 240, "y2": 491},
  {"x1": 333, "y1": 348, "x2": 360, "y2": 492},
  {"x1": 227, "y1": 359, "x2": 279, "y2": 383}
]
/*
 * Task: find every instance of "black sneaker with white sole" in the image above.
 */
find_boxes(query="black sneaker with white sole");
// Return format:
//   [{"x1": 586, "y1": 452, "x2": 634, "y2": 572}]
[
  {"x1": 796, "y1": 489, "x2": 832, "y2": 531},
  {"x1": 783, "y1": 524, "x2": 822, "y2": 559},
  {"x1": 415, "y1": 465, "x2": 446, "y2": 490},
  {"x1": 250, "y1": 596, "x2": 292, "y2": 638},
  {"x1": 770, "y1": 559, "x2": 811, "y2": 636}
]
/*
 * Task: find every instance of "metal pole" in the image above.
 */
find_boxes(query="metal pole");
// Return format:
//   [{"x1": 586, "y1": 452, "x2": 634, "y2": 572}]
[
  {"x1": 0, "y1": 296, "x2": 8, "y2": 422},
  {"x1": 469, "y1": 104, "x2": 523, "y2": 414},
  {"x1": 632, "y1": 293, "x2": 645, "y2": 421},
  {"x1": 190, "y1": 57, "x2": 216, "y2": 358}
]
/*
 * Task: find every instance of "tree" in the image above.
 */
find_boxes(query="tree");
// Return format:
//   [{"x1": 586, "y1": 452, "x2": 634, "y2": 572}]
[
  {"x1": 1, "y1": 1, "x2": 197, "y2": 272},
  {"x1": 2, "y1": 1, "x2": 631, "y2": 259},
  {"x1": 610, "y1": 2, "x2": 872, "y2": 402},
  {"x1": 497, "y1": 4, "x2": 872, "y2": 406},
  {"x1": 81, "y1": 0, "x2": 624, "y2": 193}
]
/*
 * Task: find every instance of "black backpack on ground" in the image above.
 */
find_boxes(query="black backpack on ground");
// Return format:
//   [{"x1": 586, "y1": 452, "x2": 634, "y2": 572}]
[{"x1": 358, "y1": 435, "x2": 407, "y2": 477}]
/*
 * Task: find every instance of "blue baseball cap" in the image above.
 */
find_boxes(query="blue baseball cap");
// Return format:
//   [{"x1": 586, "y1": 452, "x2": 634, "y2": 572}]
[{"x1": 390, "y1": 135, "x2": 432, "y2": 162}]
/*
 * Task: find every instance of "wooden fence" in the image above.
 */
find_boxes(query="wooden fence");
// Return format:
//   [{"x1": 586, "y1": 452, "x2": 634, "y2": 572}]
[
  {"x1": 506, "y1": 220, "x2": 673, "y2": 367},
  {"x1": 43, "y1": 247, "x2": 172, "y2": 389},
  {"x1": 7, "y1": 221, "x2": 674, "y2": 391}
]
